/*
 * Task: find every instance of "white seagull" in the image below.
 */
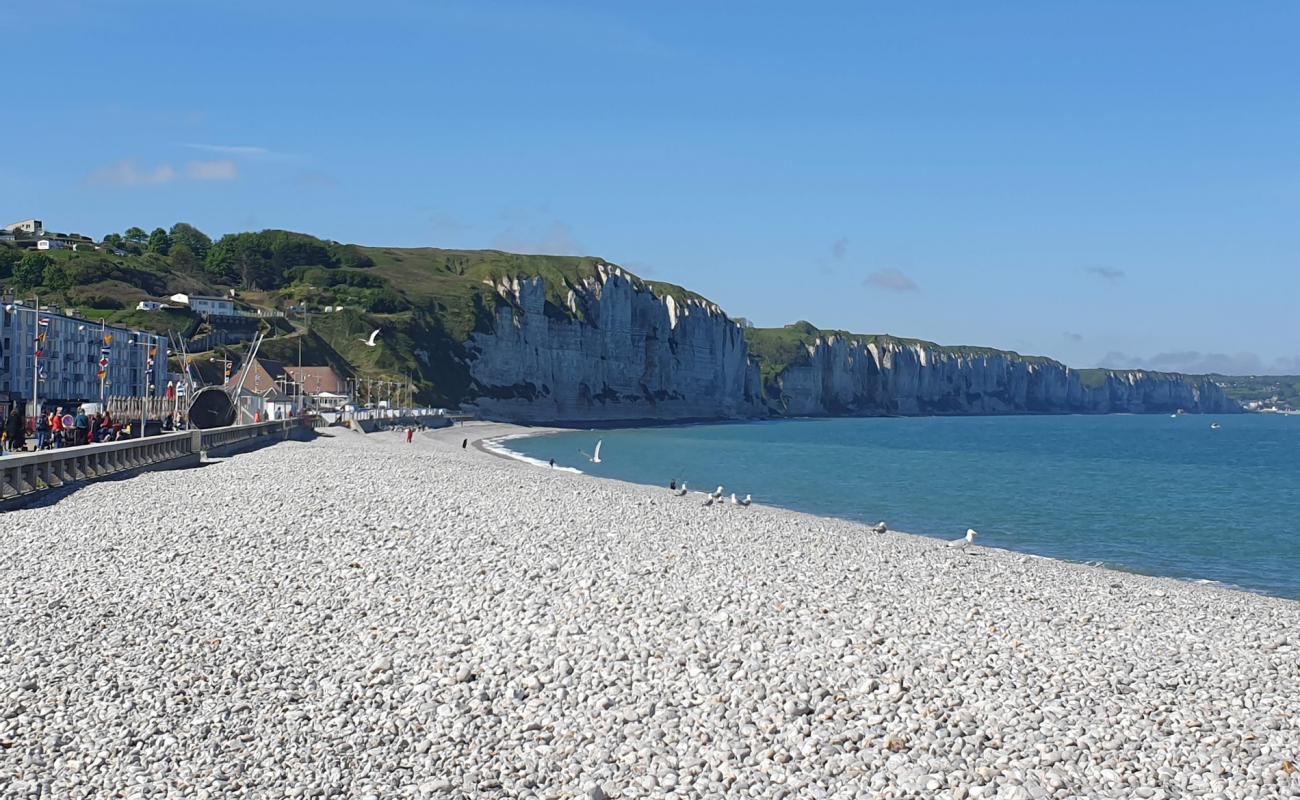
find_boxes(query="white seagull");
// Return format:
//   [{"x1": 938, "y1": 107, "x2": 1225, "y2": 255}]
[
  {"x1": 729, "y1": 493, "x2": 739, "y2": 505},
  {"x1": 948, "y1": 528, "x2": 978, "y2": 550},
  {"x1": 712, "y1": 486, "x2": 724, "y2": 500},
  {"x1": 739, "y1": 494, "x2": 752, "y2": 507},
  {"x1": 702, "y1": 495, "x2": 715, "y2": 507},
  {"x1": 873, "y1": 521, "x2": 888, "y2": 534},
  {"x1": 359, "y1": 329, "x2": 381, "y2": 347},
  {"x1": 673, "y1": 482, "x2": 688, "y2": 497},
  {"x1": 580, "y1": 440, "x2": 603, "y2": 464}
]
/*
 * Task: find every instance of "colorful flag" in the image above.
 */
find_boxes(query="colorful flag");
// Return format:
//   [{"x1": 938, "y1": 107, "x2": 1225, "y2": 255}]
[{"x1": 103, "y1": 333, "x2": 113, "y2": 345}]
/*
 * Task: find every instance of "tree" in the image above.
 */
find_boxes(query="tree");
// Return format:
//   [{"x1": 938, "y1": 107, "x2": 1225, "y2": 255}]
[
  {"x1": 147, "y1": 227, "x2": 172, "y2": 255},
  {"x1": 102, "y1": 233, "x2": 123, "y2": 248},
  {"x1": 42, "y1": 262, "x2": 71, "y2": 292},
  {"x1": 169, "y1": 242, "x2": 197, "y2": 272},
  {"x1": 169, "y1": 222, "x2": 212, "y2": 261},
  {"x1": 13, "y1": 252, "x2": 52, "y2": 290},
  {"x1": 124, "y1": 226, "x2": 148, "y2": 245},
  {"x1": 0, "y1": 246, "x2": 19, "y2": 280}
]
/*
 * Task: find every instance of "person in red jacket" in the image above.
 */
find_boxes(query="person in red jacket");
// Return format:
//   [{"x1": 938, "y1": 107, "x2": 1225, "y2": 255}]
[{"x1": 50, "y1": 408, "x2": 65, "y2": 448}]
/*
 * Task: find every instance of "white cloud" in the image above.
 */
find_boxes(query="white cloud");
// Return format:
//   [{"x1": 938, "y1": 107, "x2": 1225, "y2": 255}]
[
  {"x1": 183, "y1": 143, "x2": 295, "y2": 160},
  {"x1": 86, "y1": 160, "x2": 178, "y2": 186},
  {"x1": 864, "y1": 268, "x2": 919, "y2": 292},
  {"x1": 185, "y1": 160, "x2": 238, "y2": 181}
]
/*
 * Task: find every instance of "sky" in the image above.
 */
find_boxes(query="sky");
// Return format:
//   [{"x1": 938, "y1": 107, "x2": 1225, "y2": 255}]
[{"x1": 4, "y1": 0, "x2": 1299, "y2": 374}]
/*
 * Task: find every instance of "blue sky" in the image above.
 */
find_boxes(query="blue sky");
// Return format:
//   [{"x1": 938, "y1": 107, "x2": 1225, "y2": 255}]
[{"x1": 5, "y1": 1, "x2": 1299, "y2": 373}]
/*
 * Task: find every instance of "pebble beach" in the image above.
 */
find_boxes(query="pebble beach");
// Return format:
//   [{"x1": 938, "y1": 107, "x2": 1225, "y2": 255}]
[{"x1": 1, "y1": 424, "x2": 1297, "y2": 799}]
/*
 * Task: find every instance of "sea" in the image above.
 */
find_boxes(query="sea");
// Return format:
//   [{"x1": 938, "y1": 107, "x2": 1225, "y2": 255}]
[{"x1": 502, "y1": 414, "x2": 1300, "y2": 600}]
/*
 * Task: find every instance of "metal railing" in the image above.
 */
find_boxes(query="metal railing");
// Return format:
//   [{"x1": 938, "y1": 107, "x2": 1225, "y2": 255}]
[
  {"x1": 1, "y1": 418, "x2": 309, "y2": 504},
  {"x1": 342, "y1": 407, "x2": 450, "y2": 423}
]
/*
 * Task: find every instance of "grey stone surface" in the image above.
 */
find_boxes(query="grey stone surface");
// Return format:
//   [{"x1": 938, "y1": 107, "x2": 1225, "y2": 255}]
[{"x1": 0, "y1": 429, "x2": 1294, "y2": 798}]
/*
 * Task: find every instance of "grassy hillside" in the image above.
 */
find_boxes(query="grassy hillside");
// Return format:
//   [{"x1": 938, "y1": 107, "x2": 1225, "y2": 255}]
[{"x1": 1210, "y1": 374, "x2": 1300, "y2": 409}]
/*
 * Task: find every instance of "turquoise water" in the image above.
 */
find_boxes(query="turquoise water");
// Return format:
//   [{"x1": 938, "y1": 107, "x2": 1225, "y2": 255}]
[{"x1": 507, "y1": 415, "x2": 1300, "y2": 599}]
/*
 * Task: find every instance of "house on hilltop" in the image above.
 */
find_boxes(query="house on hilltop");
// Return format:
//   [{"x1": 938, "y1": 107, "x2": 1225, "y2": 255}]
[
  {"x1": 169, "y1": 293, "x2": 236, "y2": 316},
  {"x1": 3, "y1": 219, "x2": 42, "y2": 236}
]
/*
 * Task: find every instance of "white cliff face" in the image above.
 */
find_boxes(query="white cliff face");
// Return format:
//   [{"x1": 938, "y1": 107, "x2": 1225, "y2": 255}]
[
  {"x1": 459, "y1": 268, "x2": 1237, "y2": 421},
  {"x1": 465, "y1": 266, "x2": 763, "y2": 422},
  {"x1": 769, "y1": 336, "x2": 1240, "y2": 415}
]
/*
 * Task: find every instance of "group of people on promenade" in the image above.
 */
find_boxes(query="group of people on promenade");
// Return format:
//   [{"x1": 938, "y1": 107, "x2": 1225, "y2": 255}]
[{"x1": 0, "y1": 405, "x2": 187, "y2": 454}]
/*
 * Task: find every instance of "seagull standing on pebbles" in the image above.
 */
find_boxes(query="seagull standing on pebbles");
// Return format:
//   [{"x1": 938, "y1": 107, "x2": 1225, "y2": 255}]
[
  {"x1": 873, "y1": 521, "x2": 888, "y2": 534},
  {"x1": 948, "y1": 528, "x2": 978, "y2": 550},
  {"x1": 729, "y1": 493, "x2": 739, "y2": 505},
  {"x1": 702, "y1": 495, "x2": 715, "y2": 507},
  {"x1": 673, "y1": 482, "x2": 688, "y2": 497},
  {"x1": 712, "y1": 486, "x2": 724, "y2": 500},
  {"x1": 739, "y1": 494, "x2": 752, "y2": 507}
]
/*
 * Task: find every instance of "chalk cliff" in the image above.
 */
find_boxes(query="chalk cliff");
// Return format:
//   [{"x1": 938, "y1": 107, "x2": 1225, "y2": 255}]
[
  {"x1": 461, "y1": 268, "x2": 1239, "y2": 421},
  {"x1": 758, "y1": 327, "x2": 1239, "y2": 416},
  {"x1": 465, "y1": 264, "x2": 763, "y2": 422}
]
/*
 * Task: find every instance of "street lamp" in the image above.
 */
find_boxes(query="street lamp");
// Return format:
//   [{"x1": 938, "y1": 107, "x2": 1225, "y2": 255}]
[{"x1": 126, "y1": 332, "x2": 159, "y2": 438}]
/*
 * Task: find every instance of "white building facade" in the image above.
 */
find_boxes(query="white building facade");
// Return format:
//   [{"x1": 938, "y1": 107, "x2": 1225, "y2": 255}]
[
  {"x1": 0, "y1": 302, "x2": 167, "y2": 413},
  {"x1": 169, "y1": 294, "x2": 235, "y2": 316},
  {"x1": 3, "y1": 219, "x2": 43, "y2": 235}
]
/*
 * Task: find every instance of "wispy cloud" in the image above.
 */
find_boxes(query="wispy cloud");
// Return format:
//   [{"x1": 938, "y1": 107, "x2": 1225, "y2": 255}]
[
  {"x1": 86, "y1": 158, "x2": 238, "y2": 187},
  {"x1": 1084, "y1": 266, "x2": 1125, "y2": 281},
  {"x1": 295, "y1": 171, "x2": 339, "y2": 190},
  {"x1": 493, "y1": 220, "x2": 585, "y2": 256},
  {"x1": 1064, "y1": 331, "x2": 1084, "y2": 342},
  {"x1": 1100, "y1": 350, "x2": 1300, "y2": 376},
  {"x1": 183, "y1": 143, "x2": 296, "y2": 160},
  {"x1": 831, "y1": 237, "x2": 847, "y2": 260},
  {"x1": 429, "y1": 212, "x2": 470, "y2": 233},
  {"x1": 864, "y1": 268, "x2": 919, "y2": 292},
  {"x1": 86, "y1": 160, "x2": 178, "y2": 186},
  {"x1": 186, "y1": 160, "x2": 238, "y2": 181}
]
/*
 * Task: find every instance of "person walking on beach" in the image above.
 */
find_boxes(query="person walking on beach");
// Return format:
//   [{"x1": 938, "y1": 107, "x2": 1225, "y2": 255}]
[
  {"x1": 406, "y1": 427, "x2": 414, "y2": 444},
  {"x1": 549, "y1": 458, "x2": 555, "y2": 468}
]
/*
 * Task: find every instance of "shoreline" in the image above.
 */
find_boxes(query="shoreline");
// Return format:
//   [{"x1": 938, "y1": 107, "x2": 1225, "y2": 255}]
[{"x1": 459, "y1": 419, "x2": 1294, "y2": 604}]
